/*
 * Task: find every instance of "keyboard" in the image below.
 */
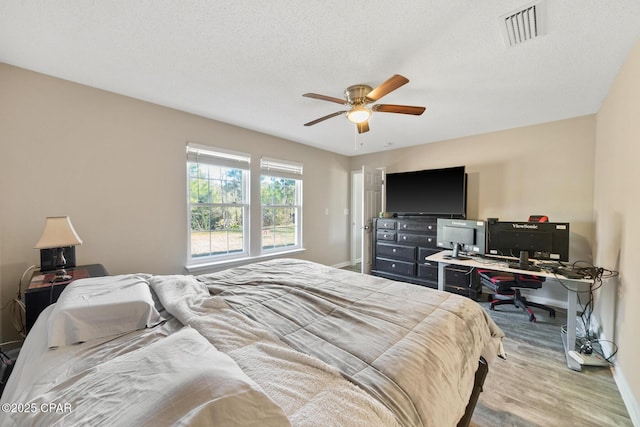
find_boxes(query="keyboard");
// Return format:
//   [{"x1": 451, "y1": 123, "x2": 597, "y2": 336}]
[
  {"x1": 536, "y1": 261, "x2": 562, "y2": 270},
  {"x1": 556, "y1": 267, "x2": 585, "y2": 279}
]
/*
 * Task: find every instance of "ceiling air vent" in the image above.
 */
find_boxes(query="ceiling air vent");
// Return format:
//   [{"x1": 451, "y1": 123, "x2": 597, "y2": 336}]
[{"x1": 499, "y1": 0, "x2": 545, "y2": 47}]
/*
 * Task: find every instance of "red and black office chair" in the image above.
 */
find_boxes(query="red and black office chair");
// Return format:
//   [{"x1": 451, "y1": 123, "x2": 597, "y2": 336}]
[{"x1": 478, "y1": 269, "x2": 556, "y2": 322}]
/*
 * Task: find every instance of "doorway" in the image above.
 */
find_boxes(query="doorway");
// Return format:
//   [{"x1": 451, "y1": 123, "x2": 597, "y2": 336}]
[
  {"x1": 351, "y1": 167, "x2": 383, "y2": 274},
  {"x1": 350, "y1": 170, "x2": 363, "y2": 269}
]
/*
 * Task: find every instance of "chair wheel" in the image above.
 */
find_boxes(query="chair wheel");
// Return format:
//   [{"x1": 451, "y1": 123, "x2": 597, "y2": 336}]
[
  {"x1": 550, "y1": 310, "x2": 556, "y2": 318},
  {"x1": 529, "y1": 313, "x2": 536, "y2": 322},
  {"x1": 489, "y1": 303, "x2": 496, "y2": 311}
]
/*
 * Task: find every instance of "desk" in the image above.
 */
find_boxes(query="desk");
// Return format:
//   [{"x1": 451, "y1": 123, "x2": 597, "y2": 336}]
[{"x1": 425, "y1": 250, "x2": 592, "y2": 371}]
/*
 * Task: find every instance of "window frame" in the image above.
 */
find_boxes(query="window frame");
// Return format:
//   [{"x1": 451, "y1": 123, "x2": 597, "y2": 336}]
[
  {"x1": 185, "y1": 146, "x2": 305, "y2": 271},
  {"x1": 186, "y1": 143, "x2": 251, "y2": 265},
  {"x1": 260, "y1": 157, "x2": 303, "y2": 254}
]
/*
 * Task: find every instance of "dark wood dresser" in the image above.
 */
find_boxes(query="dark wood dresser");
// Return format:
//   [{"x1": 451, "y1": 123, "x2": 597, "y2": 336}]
[{"x1": 371, "y1": 217, "x2": 480, "y2": 298}]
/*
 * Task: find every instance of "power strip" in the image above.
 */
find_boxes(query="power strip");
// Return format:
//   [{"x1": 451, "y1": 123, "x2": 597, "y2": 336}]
[
  {"x1": 569, "y1": 350, "x2": 609, "y2": 367},
  {"x1": 580, "y1": 352, "x2": 609, "y2": 367}
]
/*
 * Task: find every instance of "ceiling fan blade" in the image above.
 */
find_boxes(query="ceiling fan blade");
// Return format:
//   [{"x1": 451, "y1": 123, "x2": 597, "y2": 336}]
[
  {"x1": 304, "y1": 111, "x2": 346, "y2": 126},
  {"x1": 302, "y1": 93, "x2": 348, "y2": 105},
  {"x1": 365, "y1": 74, "x2": 410, "y2": 102},
  {"x1": 357, "y1": 121, "x2": 370, "y2": 134},
  {"x1": 372, "y1": 104, "x2": 426, "y2": 115}
]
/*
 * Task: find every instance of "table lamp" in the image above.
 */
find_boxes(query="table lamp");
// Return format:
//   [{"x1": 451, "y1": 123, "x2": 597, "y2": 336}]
[{"x1": 34, "y1": 216, "x2": 83, "y2": 282}]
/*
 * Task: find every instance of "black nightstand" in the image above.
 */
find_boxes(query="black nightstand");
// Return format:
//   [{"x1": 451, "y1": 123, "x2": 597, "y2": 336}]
[{"x1": 24, "y1": 264, "x2": 108, "y2": 333}]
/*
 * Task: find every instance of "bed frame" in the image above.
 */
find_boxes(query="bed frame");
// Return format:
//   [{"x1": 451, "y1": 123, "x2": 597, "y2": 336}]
[{"x1": 457, "y1": 357, "x2": 489, "y2": 427}]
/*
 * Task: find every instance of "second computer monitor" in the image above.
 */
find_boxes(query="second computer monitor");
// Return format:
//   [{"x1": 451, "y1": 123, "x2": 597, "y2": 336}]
[
  {"x1": 436, "y1": 218, "x2": 487, "y2": 260},
  {"x1": 486, "y1": 221, "x2": 570, "y2": 265}
]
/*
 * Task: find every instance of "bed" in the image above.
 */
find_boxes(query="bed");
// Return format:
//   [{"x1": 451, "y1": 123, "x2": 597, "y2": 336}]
[{"x1": 1, "y1": 258, "x2": 504, "y2": 427}]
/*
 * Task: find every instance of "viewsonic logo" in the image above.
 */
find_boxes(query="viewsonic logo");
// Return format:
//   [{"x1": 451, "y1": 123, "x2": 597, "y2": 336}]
[
  {"x1": 451, "y1": 221, "x2": 467, "y2": 226},
  {"x1": 512, "y1": 223, "x2": 538, "y2": 229}
]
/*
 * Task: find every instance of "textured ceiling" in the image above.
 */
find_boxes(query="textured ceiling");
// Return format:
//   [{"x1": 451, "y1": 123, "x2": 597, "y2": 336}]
[{"x1": 1, "y1": 1, "x2": 639, "y2": 156}]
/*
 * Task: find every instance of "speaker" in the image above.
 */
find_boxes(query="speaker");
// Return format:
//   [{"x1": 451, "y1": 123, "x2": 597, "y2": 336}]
[{"x1": 39, "y1": 246, "x2": 77, "y2": 272}]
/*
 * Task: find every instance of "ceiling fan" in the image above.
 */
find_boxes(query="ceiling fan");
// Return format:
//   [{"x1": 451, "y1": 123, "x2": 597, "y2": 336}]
[{"x1": 303, "y1": 74, "x2": 426, "y2": 134}]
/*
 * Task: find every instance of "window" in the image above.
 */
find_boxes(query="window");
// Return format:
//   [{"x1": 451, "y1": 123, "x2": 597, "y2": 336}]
[
  {"x1": 186, "y1": 145, "x2": 304, "y2": 268},
  {"x1": 187, "y1": 144, "x2": 250, "y2": 262},
  {"x1": 260, "y1": 157, "x2": 303, "y2": 252}
]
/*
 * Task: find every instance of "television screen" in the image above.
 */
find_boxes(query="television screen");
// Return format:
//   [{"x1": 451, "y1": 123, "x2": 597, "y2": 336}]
[{"x1": 385, "y1": 166, "x2": 466, "y2": 217}]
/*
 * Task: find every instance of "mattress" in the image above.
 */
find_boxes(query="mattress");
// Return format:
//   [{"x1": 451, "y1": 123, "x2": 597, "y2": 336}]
[{"x1": 1, "y1": 259, "x2": 504, "y2": 427}]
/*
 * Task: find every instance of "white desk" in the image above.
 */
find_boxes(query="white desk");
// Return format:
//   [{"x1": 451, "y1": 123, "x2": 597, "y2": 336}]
[{"x1": 425, "y1": 250, "x2": 593, "y2": 371}]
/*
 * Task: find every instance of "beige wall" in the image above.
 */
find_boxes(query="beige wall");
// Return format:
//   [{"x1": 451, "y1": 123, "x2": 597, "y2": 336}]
[
  {"x1": 0, "y1": 64, "x2": 351, "y2": 340},
  {"x1": 351, "y1": 116, "x2": 597, "y2": 305},
  {"x1": 594, "y1": 38, "x2": 640, "y2": 420}
]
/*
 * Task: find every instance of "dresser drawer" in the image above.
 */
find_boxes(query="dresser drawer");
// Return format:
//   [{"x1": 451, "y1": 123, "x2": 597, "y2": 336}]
[
  {"x1": 376, "y1": 258, "x2": 416, "y2": 276},
  {"x1": 417, "y1": 263, "x2": 438, "y2": 281},
  {"x1": 377, "y1": 243, "x2": 416, "y2": 261},
  {"x1": 397, "y1": 219, "x2": 437, "y2": 233},
  {"x1": 376, "y1": 219, "x2": 396, "y2": 230},
  {"x1": 444, "y1": 266, "x2": 477, "y2": 287},
  {"x1": 411, "y1": 234, "x2": 438, "y2": 249},
  {"x1": 376, "y1": 231, "x2": 397, "y2": 241},
  {"x1": 397, "y1": 232, "x2": 434, "y2": 246}
]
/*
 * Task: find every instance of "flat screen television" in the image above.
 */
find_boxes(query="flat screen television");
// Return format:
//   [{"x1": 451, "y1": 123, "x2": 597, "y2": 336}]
[
  {"x1": 486, "y1": 221, "x2": 570, "y2": 270},
  {"x1": 436, "y1": 218, "x2": 486, "y2": 260},
  {"x1": 385, "y1": 166, "x2": 467, "y2": 217}
]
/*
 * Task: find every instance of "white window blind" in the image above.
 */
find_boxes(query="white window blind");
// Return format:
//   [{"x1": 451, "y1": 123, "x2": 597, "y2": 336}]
[
  {"x1": 260, "y1": 157, "x2": 303, "y2": 179},
  {"x1": 187, "y1": 143, "x2": 250, "y2": 169}
]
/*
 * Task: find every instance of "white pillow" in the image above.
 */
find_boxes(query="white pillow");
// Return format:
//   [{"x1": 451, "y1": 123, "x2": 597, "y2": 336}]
[{"x1": 47, "y1": 274, "x2": 163, "y2": 348}]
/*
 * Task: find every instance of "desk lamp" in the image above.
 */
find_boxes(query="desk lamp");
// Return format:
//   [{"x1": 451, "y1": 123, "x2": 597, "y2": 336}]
[{"x1": 34, "y1": 216, "x2": 83, "y2": 282}]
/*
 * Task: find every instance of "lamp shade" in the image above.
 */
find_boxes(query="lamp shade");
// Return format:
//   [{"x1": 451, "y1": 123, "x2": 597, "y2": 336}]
[{"x1": 34, "y1": 216, "x2": 83, "y2": 249}]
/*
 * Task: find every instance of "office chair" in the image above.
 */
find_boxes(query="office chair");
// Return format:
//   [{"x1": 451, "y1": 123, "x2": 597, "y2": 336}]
[{"x1": 478, "y1": 269, "x2": 556, "y2": 322}]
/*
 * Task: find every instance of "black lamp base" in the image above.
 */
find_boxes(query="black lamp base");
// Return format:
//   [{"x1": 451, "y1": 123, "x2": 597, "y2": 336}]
[{"x1": 39, "y1": 246, "x2": 76, "y2": 272}]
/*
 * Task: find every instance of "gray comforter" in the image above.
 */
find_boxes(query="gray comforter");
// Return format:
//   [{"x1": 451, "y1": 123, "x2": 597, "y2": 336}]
[
  {"x1": 196, "y1": 258, "x2": 505, "y2": 426},
  {"x1": 2, "y1": 259, "x2": 503, "y2": 427}
]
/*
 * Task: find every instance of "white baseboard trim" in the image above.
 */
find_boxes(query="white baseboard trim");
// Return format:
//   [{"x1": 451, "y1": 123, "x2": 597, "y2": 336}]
[
  {"x1": 612, "y1": 365, "x2": 640, "y2": 426},
  {"x1": 332, "y1": 261, "x2": 353, "y2": 269},
  {"x1": 520, "y1": 294, "x2": 567, "y2": 310},
  {"x1": 332, "y1": 259, "x2": 362, "y2": 269},
  {"x1": 594, "y1": 322, "x2": 640, "y2": 427}
]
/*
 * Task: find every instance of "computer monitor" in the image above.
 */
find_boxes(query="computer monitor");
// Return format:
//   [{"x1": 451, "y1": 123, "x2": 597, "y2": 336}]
[
  {"x1": 436, "y1": 218, "x2": 487, "y2": 260},
  {"x1": 486, "y1": 221, "x2": 570, "y2": 269}
]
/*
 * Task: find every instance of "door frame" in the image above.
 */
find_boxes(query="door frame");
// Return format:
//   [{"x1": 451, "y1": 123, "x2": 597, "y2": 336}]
[
  {"x1": 350, "y1": 170, "x2": 363, "y2": 267},
  {"x1": 358, "y1": 166, "x2": 384, "y2": 274}
]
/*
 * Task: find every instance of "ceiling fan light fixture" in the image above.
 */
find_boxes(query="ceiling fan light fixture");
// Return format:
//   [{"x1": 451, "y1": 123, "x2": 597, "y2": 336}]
[
  {"x1": 346, "y1": 105, "x2": 371, "y2": 124},
  {"x1": 302, "y1": 74, "x2": 425, "y2": 134}
]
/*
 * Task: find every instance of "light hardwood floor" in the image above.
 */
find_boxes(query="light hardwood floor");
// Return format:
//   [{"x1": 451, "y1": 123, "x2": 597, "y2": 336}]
[
  {"x1": 340, "y1": 264, "x2": 632, "y2": 426},
  {"x1": 472, "y1": 299, "x2": 632, "y2": 427}
]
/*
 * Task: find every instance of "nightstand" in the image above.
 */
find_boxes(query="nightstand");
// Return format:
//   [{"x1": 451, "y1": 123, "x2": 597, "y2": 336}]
[{"x1": 24, "y1": 264, "x2": 108, "y2": 333}]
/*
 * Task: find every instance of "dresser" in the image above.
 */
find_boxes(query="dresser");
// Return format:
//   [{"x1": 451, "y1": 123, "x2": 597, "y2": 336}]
[
  {"x1": 371, "y1": 217, "x2": 480, "y2": 298},
  {"x1": 372, "y1": 217, "x2": 440, "y2": 288}
]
